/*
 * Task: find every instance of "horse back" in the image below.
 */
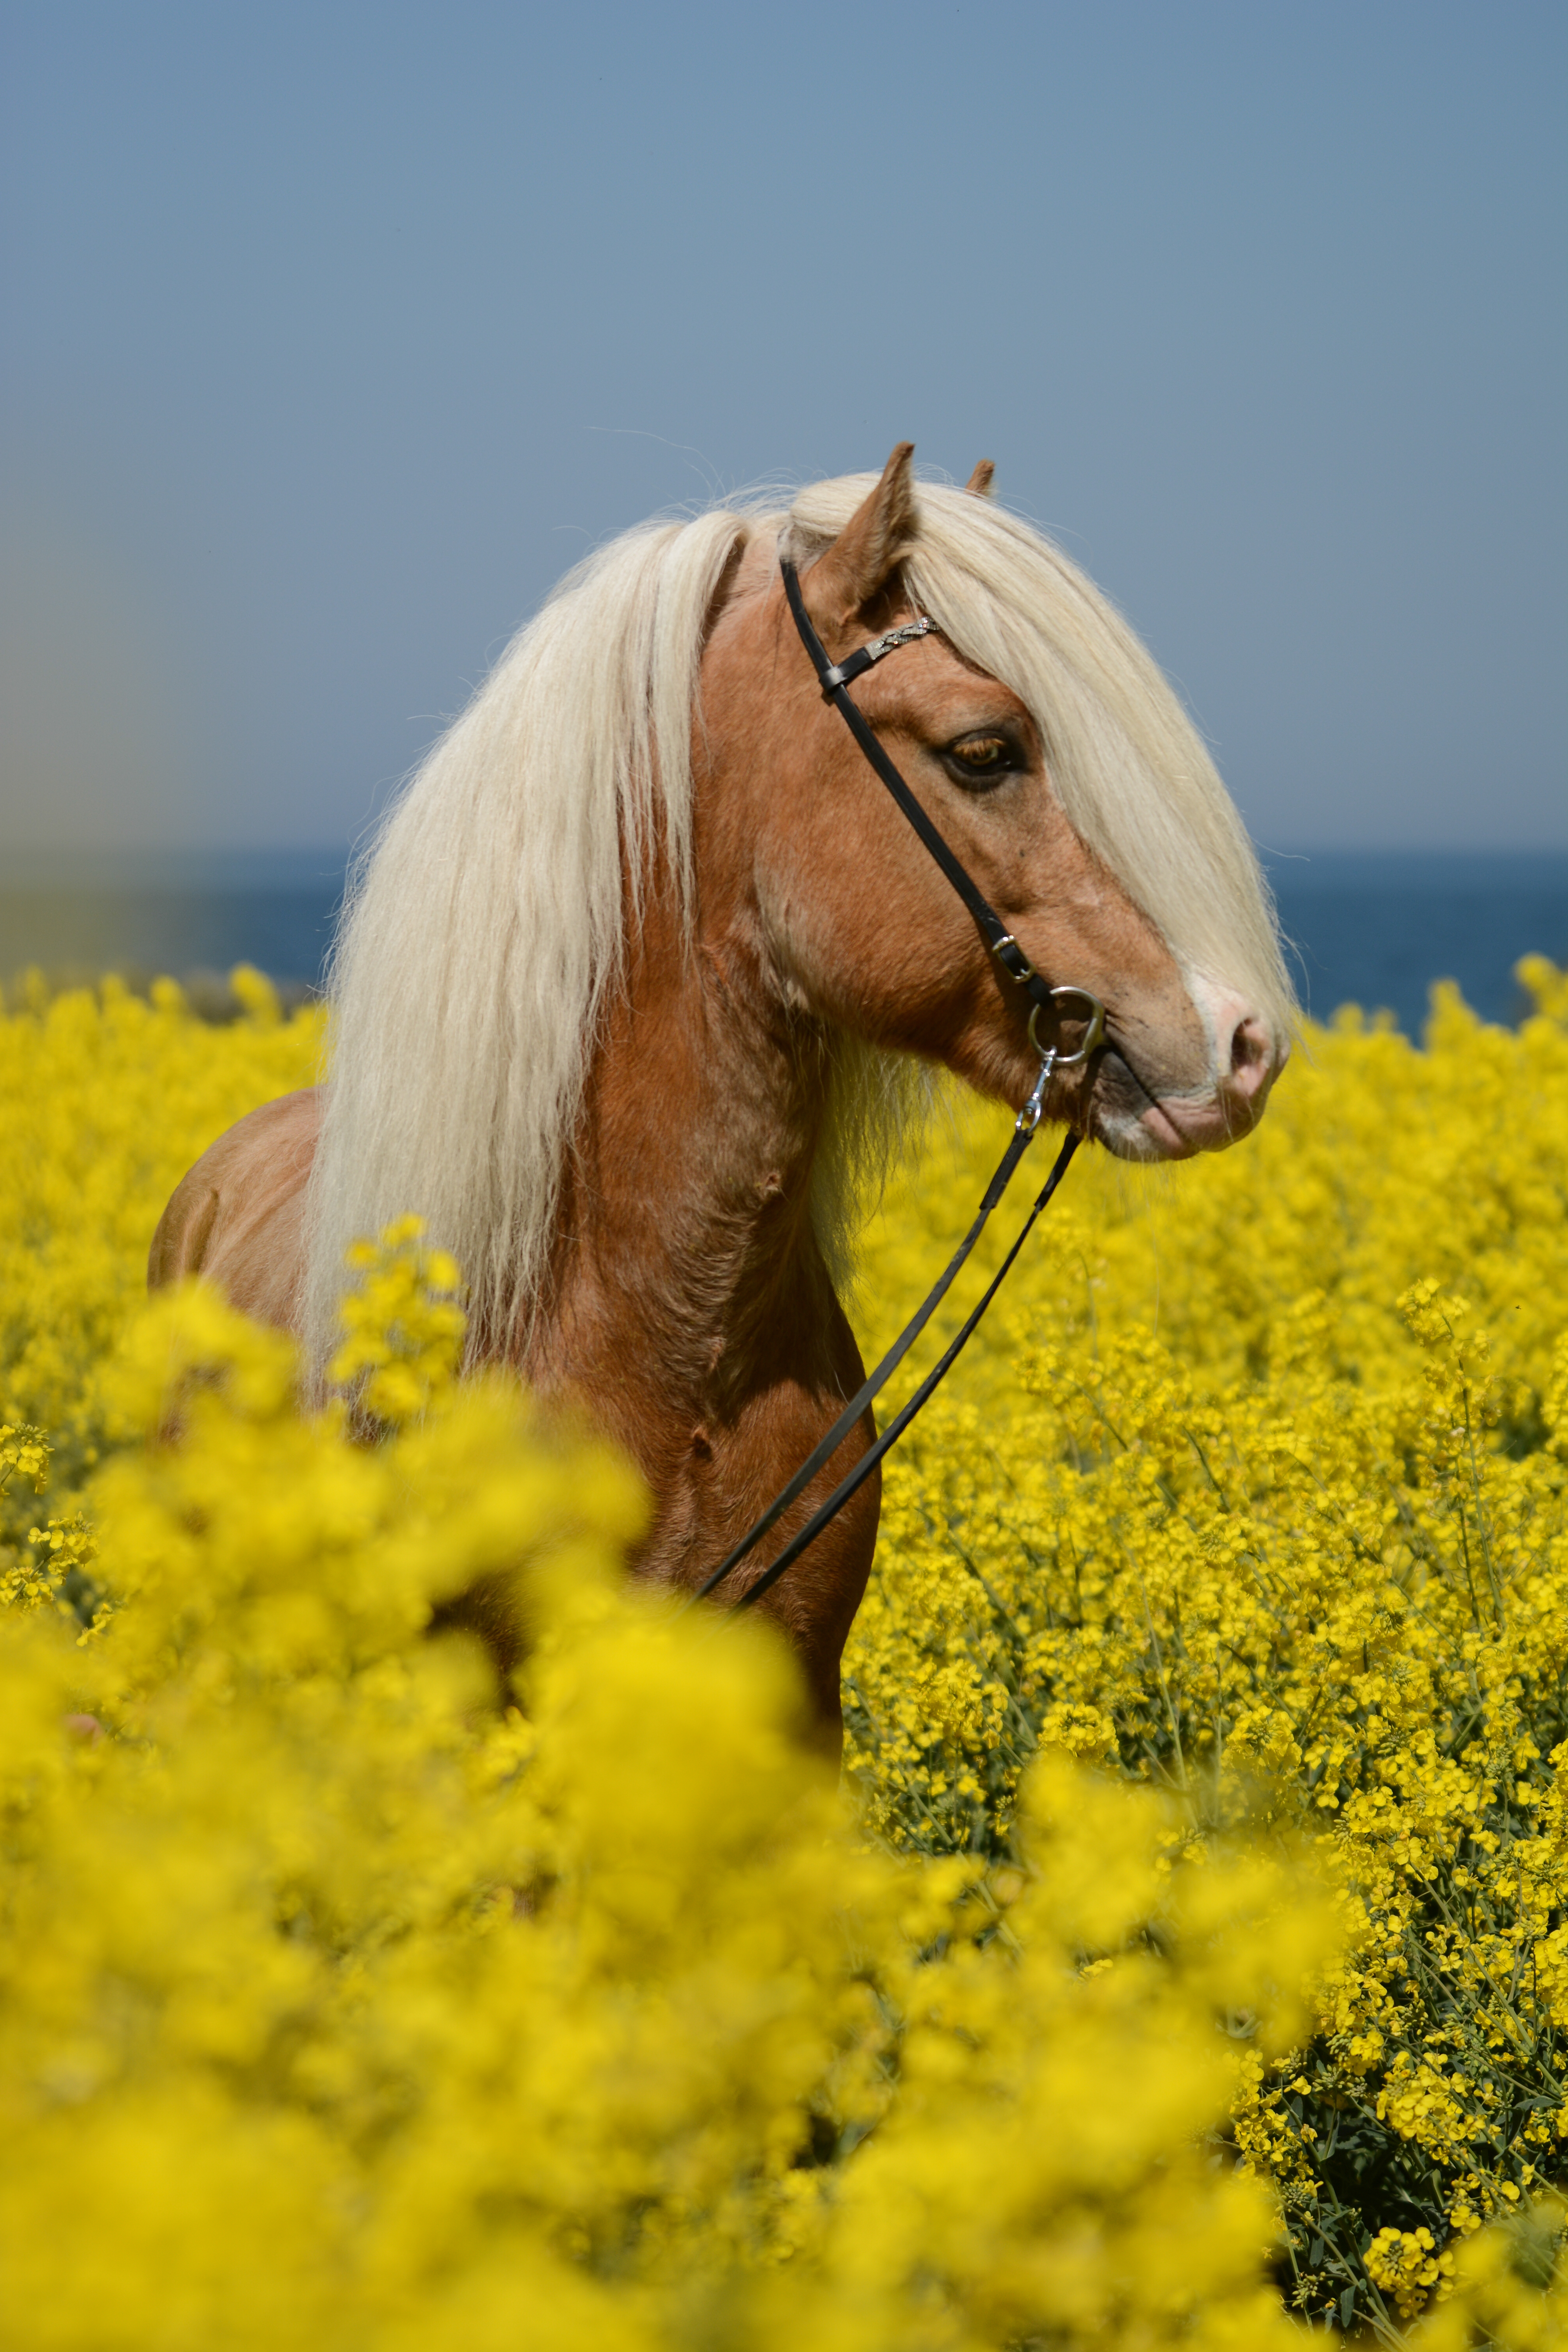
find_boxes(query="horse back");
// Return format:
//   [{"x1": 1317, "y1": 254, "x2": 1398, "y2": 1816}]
[{"x1": 148, "y1": 1088, "x2": 321, "y2": 1333}]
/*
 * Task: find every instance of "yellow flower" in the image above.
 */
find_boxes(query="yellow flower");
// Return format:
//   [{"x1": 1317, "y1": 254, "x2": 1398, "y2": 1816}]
[{"x1": 2, "y1": 947, "x2": 1564, "y2": 2341}]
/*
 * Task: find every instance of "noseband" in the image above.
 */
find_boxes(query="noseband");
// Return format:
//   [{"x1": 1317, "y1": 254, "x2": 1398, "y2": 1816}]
[{"x1": 688, "y1": 558, "x2": 1106, "y2": 1618}]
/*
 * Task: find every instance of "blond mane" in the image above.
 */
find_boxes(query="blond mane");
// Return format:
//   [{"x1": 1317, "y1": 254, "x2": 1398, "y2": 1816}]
[{"x1": 302, "y1": 473, "x2": 1290, "y2": 1372}]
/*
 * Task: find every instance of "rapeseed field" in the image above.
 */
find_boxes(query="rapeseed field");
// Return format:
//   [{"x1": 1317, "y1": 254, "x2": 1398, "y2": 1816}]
[{"x1": 0, "y1": 959, "x2": 1564, "y2": 2347}]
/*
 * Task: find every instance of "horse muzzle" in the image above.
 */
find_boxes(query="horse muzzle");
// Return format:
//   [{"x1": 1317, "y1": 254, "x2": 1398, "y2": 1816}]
[{"x1": 1091, "y1": 984, "x2": 1289, "y2": 1161}]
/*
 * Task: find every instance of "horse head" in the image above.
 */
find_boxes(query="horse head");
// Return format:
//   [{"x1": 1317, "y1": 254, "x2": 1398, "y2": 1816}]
[{"x1": 696, "y1": 443, "x2": 1292, "y2": 1165}]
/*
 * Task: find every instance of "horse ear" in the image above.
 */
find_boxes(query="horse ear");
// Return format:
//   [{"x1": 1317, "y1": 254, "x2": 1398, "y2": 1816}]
[
  {"x1": 800, "y1": 443, "x2": 918, "y2": 633},
  {"x1": 965, "y1": 459, "x2": 996, "y2": 498}
]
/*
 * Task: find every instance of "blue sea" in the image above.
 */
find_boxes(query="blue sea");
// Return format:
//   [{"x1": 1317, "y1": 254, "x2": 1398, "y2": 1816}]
[
  {"x1": 1263, "y1": 850, "x2": 1566, "y2": 1034},
  {"x1": 2, "y1": 848, "x2": 1564, "y2": 1038}
]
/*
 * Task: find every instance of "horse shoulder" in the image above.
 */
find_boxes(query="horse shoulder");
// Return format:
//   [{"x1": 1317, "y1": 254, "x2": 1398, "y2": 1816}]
[{"x1": 148, "y1": 1088, "x2": 321, "y2": 1332}]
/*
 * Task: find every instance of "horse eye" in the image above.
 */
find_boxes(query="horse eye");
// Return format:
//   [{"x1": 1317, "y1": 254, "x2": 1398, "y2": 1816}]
[{"x1": 944, "y1": 733, "x2": 1019, "y2": 787}]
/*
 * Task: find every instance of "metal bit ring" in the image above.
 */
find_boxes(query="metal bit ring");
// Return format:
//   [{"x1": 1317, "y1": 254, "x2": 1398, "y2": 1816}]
[{"x1": 1028, "y1": 986, "x2": 1107, "y2": 1067}]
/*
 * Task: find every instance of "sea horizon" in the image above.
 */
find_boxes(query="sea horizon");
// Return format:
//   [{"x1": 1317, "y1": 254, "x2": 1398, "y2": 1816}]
[{"x1": 3, "y1": 842, "x2": 1564, "y2": 1040}]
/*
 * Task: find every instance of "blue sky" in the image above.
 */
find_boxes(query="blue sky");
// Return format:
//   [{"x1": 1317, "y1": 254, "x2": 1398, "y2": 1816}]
[{"x1": 2, "y1": 0, "x2": 1563, "y2": 858}]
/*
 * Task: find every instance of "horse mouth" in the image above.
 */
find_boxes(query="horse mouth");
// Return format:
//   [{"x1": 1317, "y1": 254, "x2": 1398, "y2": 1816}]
[{"x1": 1085, "y1": 1047, "x2": 1276, "y2": 1161}]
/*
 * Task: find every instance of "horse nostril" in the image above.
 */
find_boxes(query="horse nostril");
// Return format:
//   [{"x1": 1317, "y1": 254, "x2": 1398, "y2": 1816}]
[
  {"x1": 1227, "y1": 1016, "x2": 1272, "y2": 1099},
  {"x1": 1187, "y1": 979, "x2": 1281, "y2": 1121}
]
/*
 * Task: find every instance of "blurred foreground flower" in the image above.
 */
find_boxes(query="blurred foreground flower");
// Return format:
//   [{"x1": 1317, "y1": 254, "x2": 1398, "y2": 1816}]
[{"x1": 0, "y1": 1268, "x2": 1341, "y2": 2350}]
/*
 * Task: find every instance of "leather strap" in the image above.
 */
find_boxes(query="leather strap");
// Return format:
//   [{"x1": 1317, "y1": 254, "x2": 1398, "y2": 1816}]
[
  {"x1": 780, "y1": 559, "x2": 1057, "y2": 1014},
  {"x1": 730, "y1": 1131, "x2": 1078, "y2": 1616},
  {"x1": 690, "y1": 1115, "x2": 1070, "y2": 1608}
]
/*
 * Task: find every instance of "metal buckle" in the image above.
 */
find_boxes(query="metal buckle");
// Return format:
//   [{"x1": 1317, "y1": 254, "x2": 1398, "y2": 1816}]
[
  {"x1": 991, "y1": 932, "x2": 1036, "y2": 985},
  {"x1": 1027, "y1": 985, "x2": 1107, "y2": 1068},
  {"x1": 1015, "y1": 1047, "x2": 1057, "y2": 1135}
]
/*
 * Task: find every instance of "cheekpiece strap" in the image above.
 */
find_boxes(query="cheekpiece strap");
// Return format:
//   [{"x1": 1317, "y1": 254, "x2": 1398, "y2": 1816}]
[{"x1": 781, "y1": 558, "x2": 1057, "y2": 1021}]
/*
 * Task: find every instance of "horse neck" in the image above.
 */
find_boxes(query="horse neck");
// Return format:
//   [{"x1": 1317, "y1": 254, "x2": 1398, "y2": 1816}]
[{"x1": 526, "y1": 859, "x2": 842, "y2": 1446}]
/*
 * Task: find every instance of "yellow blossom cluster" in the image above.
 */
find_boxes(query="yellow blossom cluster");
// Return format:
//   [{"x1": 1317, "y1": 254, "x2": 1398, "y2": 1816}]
[
  {"x1": 331, "y1": 1215, "x2": 467, "y2": 1425},
  {"x1": 846, "y1": 962, "x2": 1568, "y2": 2337},
  {"x1": 0, "y1": 1236, "x2": 1347, "y2": 2348},
  {"x1": 2, "y1": 959, "x2": 1565, "y2": 2343},
  {"x1": 0, "y1": 965, "x2": 319, "y2": 1494}
]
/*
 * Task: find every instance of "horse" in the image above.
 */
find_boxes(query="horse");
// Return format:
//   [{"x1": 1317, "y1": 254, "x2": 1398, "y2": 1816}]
[{"x1": 150, "y1": 446, "x2": 1293, "y2": 1741}]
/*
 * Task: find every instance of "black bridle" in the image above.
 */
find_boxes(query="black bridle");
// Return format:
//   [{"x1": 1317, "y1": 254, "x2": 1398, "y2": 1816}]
[{"x1": 688, "y1": 559, "x2": 1106, "y2": 1617}]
